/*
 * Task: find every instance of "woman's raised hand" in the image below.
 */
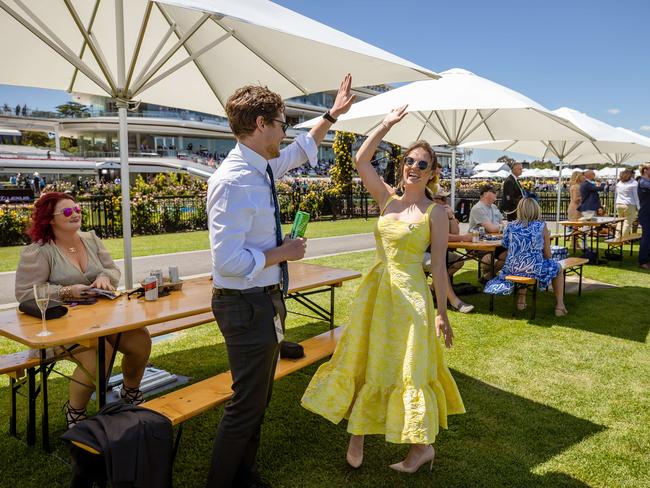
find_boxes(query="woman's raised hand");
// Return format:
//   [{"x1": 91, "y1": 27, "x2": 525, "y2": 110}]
[
  {"x1": 330, "y1": 73, "x2": 356, "y2": 119},
  {"x1": 381, "y1": 105, "x2": 409, "y2": 129}
]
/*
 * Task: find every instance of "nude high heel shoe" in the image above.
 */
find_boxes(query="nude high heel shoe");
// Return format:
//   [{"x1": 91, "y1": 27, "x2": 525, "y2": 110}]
[
  {"x1": 389, "y1": 445, "x2": 435, "y2": 473},
  {"x1": 346, "y1": 435, "x2": 364, "y2": 468}
]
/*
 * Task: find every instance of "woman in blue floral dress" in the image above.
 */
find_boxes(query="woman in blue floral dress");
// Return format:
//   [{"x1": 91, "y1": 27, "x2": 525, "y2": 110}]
[{"x1": 484, "y1": 198, "x2": 567, "y2": 316}]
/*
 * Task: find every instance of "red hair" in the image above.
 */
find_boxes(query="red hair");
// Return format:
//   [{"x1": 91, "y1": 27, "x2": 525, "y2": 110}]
[{"x1": 27, "y1": 192, "x2": 76, "y2": 244}]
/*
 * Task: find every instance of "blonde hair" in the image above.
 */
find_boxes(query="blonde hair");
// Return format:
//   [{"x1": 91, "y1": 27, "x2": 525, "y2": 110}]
[
  {"x1": 396, "y1": 140, "x2": 439, "y2": 200},
  {"x1": 569, "y1": 170, "x2": 584, "y2": 186},
  {"x1": 516, "y1": 197, "x2": 541, "y2": 225},
  {"x1": 640, "y1": 163, "x2": 650, "y2": 177}
]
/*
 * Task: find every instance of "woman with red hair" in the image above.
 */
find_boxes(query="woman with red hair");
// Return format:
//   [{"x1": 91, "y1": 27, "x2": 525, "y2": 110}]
[{"x1": 15, "y1": 192, "x2": 151, "y2": 428}]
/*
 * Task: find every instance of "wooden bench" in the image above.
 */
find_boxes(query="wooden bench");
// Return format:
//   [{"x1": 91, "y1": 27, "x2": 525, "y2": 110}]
[
  {"x1": 3, "y1": 312, "x2": 216, "y2": 439},
  {"x1": 604, "y1": 233, "x2": 642, "y2": 265},
  {"x1": 504, "y1": 257, "x2": 589, "y2": 319},
  {"x1": 72, "y1": 327, "x2": 342, "y2": 457}
]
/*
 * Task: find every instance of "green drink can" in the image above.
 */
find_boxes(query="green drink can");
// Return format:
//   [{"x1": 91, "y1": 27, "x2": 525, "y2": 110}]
[{"x1": 290, "y1": 211, "x2": 310, "y2": 238}]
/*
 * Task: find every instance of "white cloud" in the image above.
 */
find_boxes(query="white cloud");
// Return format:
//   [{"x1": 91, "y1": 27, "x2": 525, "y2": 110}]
[
  {"x1": 607, "y1": 108, "x2": 621, "y2": 115},
  {"x1": 640, "y1": 125, "x2": 650, "y2": 132}
]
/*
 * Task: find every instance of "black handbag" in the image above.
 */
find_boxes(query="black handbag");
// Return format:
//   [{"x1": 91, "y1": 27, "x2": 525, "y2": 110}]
[
  {"x1": 280, "y1": 341, "x2": 304, "y2": 359},
  {"x1": 19, "y1": 299, "x2": 68, "y2": 319}
]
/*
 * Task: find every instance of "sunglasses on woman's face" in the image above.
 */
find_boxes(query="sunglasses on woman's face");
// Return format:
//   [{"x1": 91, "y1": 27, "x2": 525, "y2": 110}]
[
  {"x1": 404, "y1": 157, "x2": 430, "y2": 171},
  {"x1": 53, "y1": 205, "x2": 81, "y2": 217}
]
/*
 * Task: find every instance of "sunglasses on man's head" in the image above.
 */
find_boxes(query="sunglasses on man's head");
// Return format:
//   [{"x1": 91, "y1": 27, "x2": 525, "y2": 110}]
[
  {"x1": 404, "y1": 157, "x2": 430, "y2": 171},
  {"x1": 270, "y1": 118, "x2": 290, "y2": 133},
  {"x1": 53, "y1": 205, "x2": 81, "y2": 217}
]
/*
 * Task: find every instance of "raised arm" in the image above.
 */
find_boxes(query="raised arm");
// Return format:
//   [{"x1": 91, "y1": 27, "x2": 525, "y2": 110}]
[
  {"x1": 309, "y1": 74, "x2": 356, "y2": 146},
  {"x1": 354, "y1": 105, "x2": 408, "y2": 210}
]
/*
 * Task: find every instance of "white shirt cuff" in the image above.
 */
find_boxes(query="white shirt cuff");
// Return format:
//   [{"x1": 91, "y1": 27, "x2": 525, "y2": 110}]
[
  {"x1": 244, "y1": 248, "x2": 267, "y2": 283},
  {"x1": 295, "y1": 132, "x2": 319, "y2": 167}
]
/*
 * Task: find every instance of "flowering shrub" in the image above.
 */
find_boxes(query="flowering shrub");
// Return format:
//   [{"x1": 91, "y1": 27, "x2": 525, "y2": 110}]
[{"x1": 0, "y1": 205, "x2": 31, "y2": 246}]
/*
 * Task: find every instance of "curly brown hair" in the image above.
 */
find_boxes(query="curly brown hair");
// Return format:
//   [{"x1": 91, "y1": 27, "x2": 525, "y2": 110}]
[{"x1": 225, "y1": 85, "x2": 285, "y2": 139}]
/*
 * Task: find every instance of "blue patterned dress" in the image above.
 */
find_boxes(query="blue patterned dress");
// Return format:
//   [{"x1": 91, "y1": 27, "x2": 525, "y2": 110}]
[{"x1": 484, "y1": 220, "x2": 561, "y2": 295}]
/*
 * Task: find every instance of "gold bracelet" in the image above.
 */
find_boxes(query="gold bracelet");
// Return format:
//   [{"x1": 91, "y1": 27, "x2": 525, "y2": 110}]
[{"x1": 59, "y1": 286, "x2": 72, "y2": 301}]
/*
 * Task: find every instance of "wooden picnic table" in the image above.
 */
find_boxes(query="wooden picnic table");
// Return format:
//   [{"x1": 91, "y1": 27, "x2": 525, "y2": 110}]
[
  {"x1": 559, "y1": 217, "x2": 624, "y2": 263},
  {"x1": 0, "y1": 261, "x2": 361, "y2": 450},
  {"x1": 447, "y1": 239, "x2": 503, "y2": 311}
]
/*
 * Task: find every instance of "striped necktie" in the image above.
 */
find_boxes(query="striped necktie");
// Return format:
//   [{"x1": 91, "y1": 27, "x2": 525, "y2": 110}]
[{"x1": 266, "y1": 164, "x2": 289, "y2": 295}]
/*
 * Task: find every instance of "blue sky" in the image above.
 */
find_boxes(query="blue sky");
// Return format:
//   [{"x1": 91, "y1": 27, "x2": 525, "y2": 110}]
[{"x1": 1, "y1": 0, "x2": 648, "y2": 159}]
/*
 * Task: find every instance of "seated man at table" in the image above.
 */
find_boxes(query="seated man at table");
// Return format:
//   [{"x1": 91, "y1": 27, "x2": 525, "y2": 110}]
[
  {"x1": 424, "y1": 191, "x2": 475, "y2": 313},
  {"x1": 468, "y1": 184, "x2": 508, "y2": 280},
  {"x1": 15, "y1": 192, "x2": 151, "y2": 428}
]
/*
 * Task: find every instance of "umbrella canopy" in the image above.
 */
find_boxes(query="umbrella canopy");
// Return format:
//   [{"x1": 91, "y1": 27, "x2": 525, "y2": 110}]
[
  {"x1": 298, "y1": 68, "x2": 593, "y2": 204},
  {"x1": 0, "y1": 0, "x2": 437, "y2": 287},
  {"x1": 570, "y1": 127, "x2": 650, "y2": 165},
  {"x1": 470, "y1": 169, "x2": 509, "y2": 179},
  {"x1": 462, "y1": 108, "x2": 650, "y2": 164},
  {"x1": 0, "y1": 0, "x2": 437, "y2": 115},
  {"x1": 461, "y1": 107, "x2": 650, "y2": 227}
]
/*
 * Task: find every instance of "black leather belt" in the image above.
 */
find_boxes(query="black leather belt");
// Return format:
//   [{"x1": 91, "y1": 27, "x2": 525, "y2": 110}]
[{"x1": 212, "y1": 284, "x2": 281, "y2": 296}]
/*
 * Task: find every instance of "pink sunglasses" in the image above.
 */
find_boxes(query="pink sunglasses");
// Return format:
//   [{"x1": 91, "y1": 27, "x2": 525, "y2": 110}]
[{"x1": 53, "y1": 205, "x2": 82, "y2": 217}]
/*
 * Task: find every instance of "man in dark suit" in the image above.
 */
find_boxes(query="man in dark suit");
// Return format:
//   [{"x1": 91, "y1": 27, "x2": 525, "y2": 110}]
[
  {"x1": 500, "y1": 162, "x2": 524, "y2": 221},
  {"x1": 578, "y1": 169, "x2": 603, "y2": 214}
]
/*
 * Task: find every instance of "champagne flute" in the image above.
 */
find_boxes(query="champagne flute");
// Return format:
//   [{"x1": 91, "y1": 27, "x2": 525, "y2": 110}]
[{"x1": 33, "y1": 283, "x2": 53, "y2": 337}]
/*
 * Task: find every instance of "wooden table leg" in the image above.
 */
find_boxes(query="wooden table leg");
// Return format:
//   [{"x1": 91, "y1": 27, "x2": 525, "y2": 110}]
[
  {"x1": 329, "y1": 286, "x2": 334, "y2": 330},
  {"x1": 96, "y1": 338, "x2": 106, "y2": 408},
  {"x1": 489, "y1": 251, "x2": 495, "y2": 312},
  {"x1": 40, "y1": 349, "x2": 50, "y2": 452},
  {"x1": 27, "y1": 367, "x2": 36, "y2": 446}
]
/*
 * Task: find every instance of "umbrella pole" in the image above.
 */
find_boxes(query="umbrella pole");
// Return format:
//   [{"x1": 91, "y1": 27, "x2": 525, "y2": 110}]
[
  {"x1": 118, "y1": 104, "x2": 133, "y2": 289},
  {"x1": 555, "y1": 160, "x2": 563, "y2": 233},
  {"x1": 115, "y1": 0, "x2": 132, "y2": 289},
  {"x1": 450, "y1": 146, "x2": 457, "y2": 208}
]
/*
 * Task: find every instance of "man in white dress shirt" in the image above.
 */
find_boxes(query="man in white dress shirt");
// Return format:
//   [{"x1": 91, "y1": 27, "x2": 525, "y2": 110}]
[{"x1": 205, "y1": 75, "x2": 355, "y2": 488}]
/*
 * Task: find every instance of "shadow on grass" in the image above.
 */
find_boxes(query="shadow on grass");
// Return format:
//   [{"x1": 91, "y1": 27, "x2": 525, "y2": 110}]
[
  {"x1": 0, "y1": 319, "x2": 331, "y2": 485},
  {"x1": 481, "y1": 286, "x2": 649, "y2": 343},
  {"x1": 450, "y1": 269, "x2": 650, "y2": 343},
  {"x1": 252, "y1": 368, "x2": 604, "y2": 488}
]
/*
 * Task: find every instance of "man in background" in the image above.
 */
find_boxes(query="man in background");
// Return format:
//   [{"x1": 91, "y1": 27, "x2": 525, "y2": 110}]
[{"x1": 500, "y1": 161, "x2": 524, "y2": 221}]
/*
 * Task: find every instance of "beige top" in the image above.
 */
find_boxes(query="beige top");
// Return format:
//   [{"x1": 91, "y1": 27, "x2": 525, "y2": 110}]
[
  {"x1": 568, "y1": 184, "x2": 582, "y2": 220},
  {"x1": 14, "y1": 230, "x2": 120, "y2": 303}
]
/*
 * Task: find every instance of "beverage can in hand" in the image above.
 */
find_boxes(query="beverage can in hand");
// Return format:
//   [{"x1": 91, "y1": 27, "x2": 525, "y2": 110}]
[{"x1": 290, "y1": 211, "x2": 310, "y2": 238}]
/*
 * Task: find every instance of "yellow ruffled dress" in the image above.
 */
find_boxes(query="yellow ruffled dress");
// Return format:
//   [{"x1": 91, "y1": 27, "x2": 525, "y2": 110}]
[{"x1": 301, "y1": 197, "x2": 465, "y2": 444}]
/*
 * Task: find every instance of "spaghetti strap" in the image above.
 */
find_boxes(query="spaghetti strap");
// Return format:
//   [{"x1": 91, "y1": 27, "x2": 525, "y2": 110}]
[{"x1": 380, "y1": 194, "x2": 397, "y2": 216}]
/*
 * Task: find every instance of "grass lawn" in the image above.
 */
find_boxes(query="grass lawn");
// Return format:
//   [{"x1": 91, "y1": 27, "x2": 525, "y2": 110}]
[
  {"x1": 0, "y1": 250, "x2": 648, "y2": 487},
  {"x1": 0, "y1": 217, "x2": 378, "y2": 272}
]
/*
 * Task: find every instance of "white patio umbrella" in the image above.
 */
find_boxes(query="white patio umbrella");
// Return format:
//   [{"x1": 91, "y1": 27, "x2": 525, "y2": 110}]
[
  {"x1": 462, "y1": 107, "x2": 650, "y2": 228},
  {"x1": 470, "y1": 170, "x2": 497, "y2": 179},
  {"x1": 0, "y1": 0, "x2": 437, "y2": 287},
  {"x1": 297, "y1": 68, "x2": 593, "y2": 206}
]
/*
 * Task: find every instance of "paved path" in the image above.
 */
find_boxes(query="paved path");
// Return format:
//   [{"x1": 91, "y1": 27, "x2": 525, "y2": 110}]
[{"x1": 0, "y1": 233, "x2": 376, "y2": 307}]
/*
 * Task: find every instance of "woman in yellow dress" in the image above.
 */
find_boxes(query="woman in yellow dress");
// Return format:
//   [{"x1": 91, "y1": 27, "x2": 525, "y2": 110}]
[{"x1": 301, "y1": 106, "x2": 464, "y2": 473}]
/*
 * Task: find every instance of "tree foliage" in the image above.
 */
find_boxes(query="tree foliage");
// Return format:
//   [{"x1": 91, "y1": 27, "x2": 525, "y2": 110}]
[
  {"x1": 21, "y1": 131, "x2": 52, "y2": 148},
  {"x1": 56, "y1": 101, "x2": 89, "y2": 117},
  {"x1": 330, "y1": 131, "x2": 356, "y2": 195}
]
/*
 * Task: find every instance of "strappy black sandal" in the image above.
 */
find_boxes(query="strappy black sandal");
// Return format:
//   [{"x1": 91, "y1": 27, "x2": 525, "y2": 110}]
[
  {"x1": 64, "y1": 401, "x2": 87, "y2": 429},
  {"x1": 120, "y1": 385, "x2": 145, "y2": 405}
]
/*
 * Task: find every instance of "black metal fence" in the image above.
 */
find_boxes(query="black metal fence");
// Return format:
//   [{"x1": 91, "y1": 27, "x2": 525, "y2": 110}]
[{"x1": 0, "y1": 186, "x2": 618, "y2": 244}]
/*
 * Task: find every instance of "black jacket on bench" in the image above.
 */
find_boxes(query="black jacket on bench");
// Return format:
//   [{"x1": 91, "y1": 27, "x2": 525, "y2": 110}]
[{"x1": 62, "y1": 403, "x2": 173, "y2": 488}]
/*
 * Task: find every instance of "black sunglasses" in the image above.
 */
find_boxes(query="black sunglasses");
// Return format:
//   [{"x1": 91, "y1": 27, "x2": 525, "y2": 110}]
[
  {"x1": 404, "y1": 156, "x2": 430, "y2": 171},
  {"x1": 270, "y1": 118, "x2": 290, "y2": 133}
]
